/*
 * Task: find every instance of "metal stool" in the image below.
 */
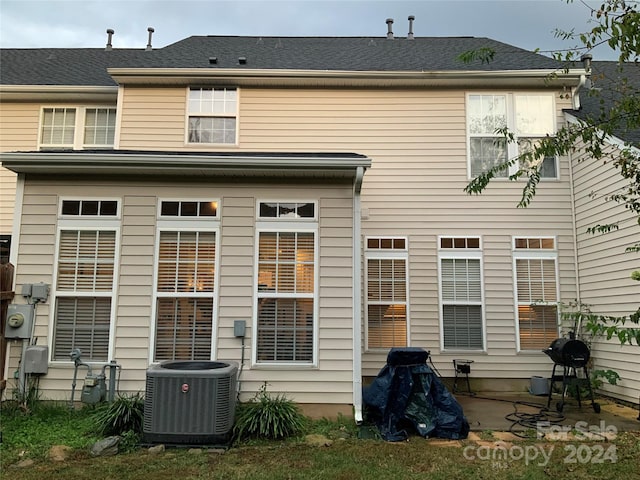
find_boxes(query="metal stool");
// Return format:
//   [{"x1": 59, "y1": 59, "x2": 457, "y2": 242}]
[{"x1": 453, "y1": 359, "x2": 474, "y2": 394}]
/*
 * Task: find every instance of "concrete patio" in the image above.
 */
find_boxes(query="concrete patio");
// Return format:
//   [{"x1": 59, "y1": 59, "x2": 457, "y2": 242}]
[{"x1": 455, "y1": 391, "x2": 640, "y2": 435}]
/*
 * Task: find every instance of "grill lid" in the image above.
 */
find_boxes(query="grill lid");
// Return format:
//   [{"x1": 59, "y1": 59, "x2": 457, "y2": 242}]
[{"x1": 543, "y1": 338, "x2": 590, "y2": 367}]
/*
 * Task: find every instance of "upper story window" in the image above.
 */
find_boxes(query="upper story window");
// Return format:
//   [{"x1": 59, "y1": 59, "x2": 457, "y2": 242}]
[
  {"x1": 467, "y1": 94, "x2": 557, "y2": 179},
  {"x1": 40, "y1": 107, "x2": 116, "y2": 150},
  {"x1": 187, "y1": 87, "x2": 237, "y2": 144}
]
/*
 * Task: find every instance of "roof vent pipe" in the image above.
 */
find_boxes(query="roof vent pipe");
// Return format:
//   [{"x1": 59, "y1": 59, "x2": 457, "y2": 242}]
[
  {"x1": 580, "y1": 53, "x2": 592, "y2": 73},
  {"x1": 386, "y1": 18, "x2": 394, "y2": 39},
  {"x1": 408, "y1": 15, "x2": 415, "y2": 40},
  {"x1": 146, "y1": 27, "x2": 154, "y2": 51},
  {"x1": 105, "y1": 29, "x2": 114, "y2": 51}
]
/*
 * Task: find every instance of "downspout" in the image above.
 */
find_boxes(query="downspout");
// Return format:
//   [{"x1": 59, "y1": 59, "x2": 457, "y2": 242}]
[
  {"x1": 567, "y1": 129, "x2": 582, "y2": 312},
  {"x1": 572, "y1": 55, "x2": 592, "y2": 111},
  {"x1": 352, "y1": 166, "x2": 365, "y2": 423},
  {"x1": 572, "y1": 74, "x2": 586, "y2": 110}
]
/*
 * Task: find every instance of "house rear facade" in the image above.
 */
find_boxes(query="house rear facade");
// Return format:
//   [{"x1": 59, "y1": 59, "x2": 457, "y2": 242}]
[{"x1": 1, "y1": 28, "x2": 638, "y2": 416}]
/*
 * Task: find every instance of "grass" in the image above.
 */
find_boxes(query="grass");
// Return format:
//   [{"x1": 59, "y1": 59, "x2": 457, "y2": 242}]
[
  {"x1": 0, "y1": 401, "x2": 101, "y2": 461},
  {"x1": 1, "y1": 401, "x2": 639, "y2": 480}
]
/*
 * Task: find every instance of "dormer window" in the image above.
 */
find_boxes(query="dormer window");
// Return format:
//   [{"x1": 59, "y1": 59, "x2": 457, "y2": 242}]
[
  {"x1": 39, "y1": 107, "x2": 116, "y2": 150},
  {"x1": 187, "y1": 87, "x2": 238, "y2": 145}
]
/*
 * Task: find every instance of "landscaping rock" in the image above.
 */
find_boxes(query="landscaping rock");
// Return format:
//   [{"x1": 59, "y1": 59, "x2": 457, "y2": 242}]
[
  {"x1": 148, "y1": 444, "x2": 165, "y2": 455},
  {"x1": 90, "y1": 436, "x2": 121, "y2": 457},
  {"x1": 304, "y1": 434, "x2": 333, "y2": 447},
  {"x1": 49, "y1": 445, "x2": 73, "y2": 462},
  {"x1": 208, "y1": 448, "x2": 226, "y2": 455},
  {"x1": 188, "y1": 448, "x2": 203, "y2": 454},
  {"x1": 11, "y1": 459, "x2": 35, "y2": 468}
]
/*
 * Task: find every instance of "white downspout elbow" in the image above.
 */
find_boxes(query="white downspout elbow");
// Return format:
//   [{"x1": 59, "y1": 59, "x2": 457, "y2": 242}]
[{"x1": 572, "y1": 74, "x2": 586, "y2": 110}]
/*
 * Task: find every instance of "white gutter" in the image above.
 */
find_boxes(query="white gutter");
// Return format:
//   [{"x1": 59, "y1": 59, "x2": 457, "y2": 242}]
[
  {"x1": 0, "y1": 85, "x2": 118, "y2": 102},
  {"x1": 352, "y1": 166, "x2": 365, "y2": 423},
  {"x1": 108, "y1": 67, "x2": 585, "y2": 80},
  {"x1": 0, "y1": 85, "x2": 117, "y2": 94},
  {"x1": 107, "y1": 67, "x2": 585, "y2": 89},
  {"x1": 0, "y1": 152, "x2": 372, "y2": 177}
]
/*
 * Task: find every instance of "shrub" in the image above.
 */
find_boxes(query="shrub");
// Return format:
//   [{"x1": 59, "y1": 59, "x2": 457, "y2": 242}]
[
  {"x1": 233, "y1": 383, "x2": 307, "y2": 442},
  {"x1": 91, "y1": 392, "x2": 144, "y2": 437}
]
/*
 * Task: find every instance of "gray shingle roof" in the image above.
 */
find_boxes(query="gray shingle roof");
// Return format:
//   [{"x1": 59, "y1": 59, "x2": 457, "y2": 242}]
[
  {"x1": 0, "y1": 35, "x2": 563, "y2": 86},
  {"x1": 569, "y1": 61, "x2": 640, "y2": 146}
]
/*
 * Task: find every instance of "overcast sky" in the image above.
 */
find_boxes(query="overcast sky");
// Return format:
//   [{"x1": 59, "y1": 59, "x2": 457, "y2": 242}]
[{"x1": 0, "y1": 0, "x2": 619, "y2": 60}]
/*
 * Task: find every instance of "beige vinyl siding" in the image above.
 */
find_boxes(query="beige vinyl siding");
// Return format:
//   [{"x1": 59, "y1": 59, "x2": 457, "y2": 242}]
[
  {"x1": 571, "y1": 141, "x2": 640, "y2": 404},
  {"x1": 117, "y1": 87, "x2": 188, "y2": 149},
  {"x1": 114, "y1": 86, "x2": 576, "y2": 381},
  {"x1": 5, "y1": 177, "x2": 354, "y2": 403},
  {"x1": 0, "y1": 103, "x2": 40, "y2": 233},
  {"x1": 0, "y1": 102, "x2": 118, "y2": 233}
]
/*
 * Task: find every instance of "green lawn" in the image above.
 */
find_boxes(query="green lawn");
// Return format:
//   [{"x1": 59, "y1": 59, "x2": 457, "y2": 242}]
[{"x1": 2, "y1": 402, "x2": 639, "y2": 480}]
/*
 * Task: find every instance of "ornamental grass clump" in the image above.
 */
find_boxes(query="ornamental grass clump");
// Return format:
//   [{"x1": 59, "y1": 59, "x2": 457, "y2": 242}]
[
  {"x1": 91, "y1": 392, "x2": 144, "y2": 437},
  {"x1": 233, "y1": 383, "x2": 307, "y2": 442}
]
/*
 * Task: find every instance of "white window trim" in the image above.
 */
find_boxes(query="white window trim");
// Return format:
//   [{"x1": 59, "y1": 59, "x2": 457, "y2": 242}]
[
  {"x1": 156, "y1": 198, "x2": 221, "y2": 219},
  {"x1": 364, "y1": 236, "x2": 409, "y2": 252},
  {"x1": 512, "y1": 236, "x2": 560, "y2": 352},
  {"x1": 38, "y1": 105, "x2": 117, "y2": 150},
  {"x1": 149, "y1": 223, "x2": 221, "y2": 364},
  {"x1": 256, "y1": 200, "x2": 318, "y2": 221},
  {"x1": 58, "y1": 197, "x2": 121, "y2": 220},
  {"x1": 48, "y1": 220, "x2": 121, "y2": 364},
  {"x1": 184, "y1": 87, "x2": 239, "y2": 146},
  {"x1": 364, "y1": 237, "x2": 410, "y2": 352},
  {"x1": 438, "y1": 236, "x2": 486, "y2": 352},
  {"x1": 252, "y1": 222, "x2": 319, "y2": 368},
  {"x1": 466, "y1": 92, "x2": 558, "y2": 180}
]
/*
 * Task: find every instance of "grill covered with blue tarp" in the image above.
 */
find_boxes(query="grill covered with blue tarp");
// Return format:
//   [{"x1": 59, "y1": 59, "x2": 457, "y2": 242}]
[{"x1": 363, "y1": 347, "x2": 470, "y2": 442}]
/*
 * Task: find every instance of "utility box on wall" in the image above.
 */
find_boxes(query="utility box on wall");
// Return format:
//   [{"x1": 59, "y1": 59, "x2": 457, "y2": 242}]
[
  {"x1": 5, "y1": 304, "x2": 34, "y2": 339},
  {"x1": 24, "y1": 345, "x2": 49, "y2": 374}
]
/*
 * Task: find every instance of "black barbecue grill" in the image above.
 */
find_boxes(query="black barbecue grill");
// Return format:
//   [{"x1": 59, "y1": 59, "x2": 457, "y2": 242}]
[{"x1": 543, "y1": 337, "x2": 600, "y2": 413}]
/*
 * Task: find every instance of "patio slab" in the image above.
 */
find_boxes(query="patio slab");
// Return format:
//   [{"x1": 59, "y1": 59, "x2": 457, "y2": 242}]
[{"x1": 454, "y1": 392, "x2": 640, "y2": 435}]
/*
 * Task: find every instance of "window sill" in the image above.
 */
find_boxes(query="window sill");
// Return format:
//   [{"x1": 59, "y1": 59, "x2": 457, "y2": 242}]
[{"x1": 250, "y1": 363, "x2": 318, "y2": 370}]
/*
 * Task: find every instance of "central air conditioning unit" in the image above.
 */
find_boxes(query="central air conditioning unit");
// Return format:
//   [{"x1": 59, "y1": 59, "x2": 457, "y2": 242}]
[{"x1": 143, "y1": 360, "x2": 238, "y2": 445}]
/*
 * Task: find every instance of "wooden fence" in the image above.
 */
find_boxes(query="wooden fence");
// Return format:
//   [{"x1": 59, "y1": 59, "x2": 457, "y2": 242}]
[{"x1": 0, "y1": 262, "x2": 15, "y2": 393}]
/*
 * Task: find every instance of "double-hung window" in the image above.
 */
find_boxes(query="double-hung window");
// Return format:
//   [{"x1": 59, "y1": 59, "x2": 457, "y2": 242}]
[
  {"x1": 52, "y1": 199, "x2": 120, "y2": 361},
  {"x1": 187, "y1": 87, "x2": 237, "y2": 144},
  {"x1": 467, "y1": 94, "x2": 557, "y2": 178},
  {"x1": 255, "y1": 201, "x2": 317, "y2": 365},
  {"x1": 439, "y1": 237, "x2": 484, "y2": 351},
  {"x1": 513, "y1": 237, "x2": 559, "y2": 350},
  {"x1": 40, "y1": 107, "x2": 116, "y2": 149},
  {"x1": 153, "y1": 200, "x2": 220, "y2": 361},
  {"x1": 366, "y1": 238, "x2": 408, "y2": 349}
]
